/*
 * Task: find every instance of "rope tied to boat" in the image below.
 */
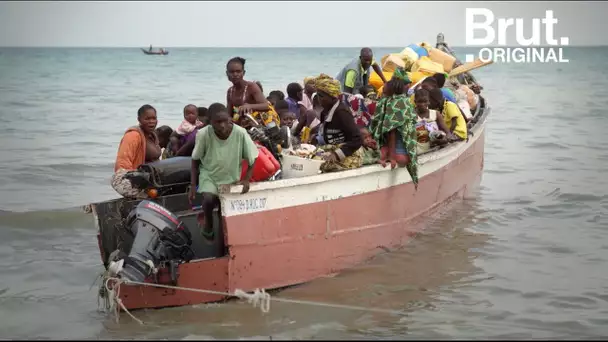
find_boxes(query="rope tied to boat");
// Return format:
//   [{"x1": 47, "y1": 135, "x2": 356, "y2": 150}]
[
  {"x1": 104, "y1": 277, "x2": 144, "y2": 325},
  {"x1": 100, "y1": 276, "x2": 405, "y2": 325},
  {"x1": 234, "y1": 288, "x2": 271, "y2": 313}
]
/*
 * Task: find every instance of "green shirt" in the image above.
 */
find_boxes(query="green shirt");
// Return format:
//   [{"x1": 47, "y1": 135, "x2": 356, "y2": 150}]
[
  {"x1": 361, "y1": 146, "x2": 381, "y2": 165},
  {"x1": 343, "y1": 59, "x2": 378, "y2": 89},
  {"x1": 191, "y1": 125, "x2": 259, "y2": 195}
]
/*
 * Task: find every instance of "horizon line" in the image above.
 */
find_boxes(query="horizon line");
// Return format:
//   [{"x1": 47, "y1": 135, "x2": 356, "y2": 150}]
[{"x1": 0, "y1": 45, "x2": 606, "y2": 49}]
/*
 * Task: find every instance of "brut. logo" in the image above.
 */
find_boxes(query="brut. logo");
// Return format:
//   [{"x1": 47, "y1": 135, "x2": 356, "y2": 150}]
[{"x1": 465, "y1": 8, "x2": 569, "y2": 63}]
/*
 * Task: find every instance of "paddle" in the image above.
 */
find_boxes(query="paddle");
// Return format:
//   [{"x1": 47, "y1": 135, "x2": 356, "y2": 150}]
[{"x1": 448, "y1": 58, "x2": 493, "y2": 77}]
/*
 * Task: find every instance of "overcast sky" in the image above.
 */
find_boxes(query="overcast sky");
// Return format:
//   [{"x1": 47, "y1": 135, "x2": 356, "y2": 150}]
[{"x1": 0, "y1": 1, "x2": 606, "y2": 47}]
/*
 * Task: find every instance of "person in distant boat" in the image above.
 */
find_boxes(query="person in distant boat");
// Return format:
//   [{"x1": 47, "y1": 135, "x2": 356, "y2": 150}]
[
  {"x1": 312, "y1": 74, "x2": 363, "y2": 173},
  {"x1": 149, "y1": 45, "x2": 152, "y2": 52},
  {"x1": 111, "y1": 104, "x2": 161, "y2": 198},
  {"x1": 336, "y1": 47, "x2": 388, "y2": 95},
  {"x1": 190, "y1": 103, "x2": 258, "y2": 240},
  {"x1": 285, "y1": 82, "x2": 304, "y2": 120},
  {"x1": 225, "y1": 57, "x2": 279, "y2": 128}
]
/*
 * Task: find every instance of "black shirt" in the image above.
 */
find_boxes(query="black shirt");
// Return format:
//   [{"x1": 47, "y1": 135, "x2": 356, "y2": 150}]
[{"x1": 320, "y1": 101, "x2": 362, "y2": 159}]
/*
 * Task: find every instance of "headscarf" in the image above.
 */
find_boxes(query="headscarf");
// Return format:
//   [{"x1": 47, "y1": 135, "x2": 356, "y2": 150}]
[
  {"x1": 303, "y1": 76, "x2": 315, "y2": 86},
  {"x1": 314, "y1": 73, "x2": 341, "y2": 98},
  {"x1": 392, "y1": 67, "x2": 411, "y2": 84}
]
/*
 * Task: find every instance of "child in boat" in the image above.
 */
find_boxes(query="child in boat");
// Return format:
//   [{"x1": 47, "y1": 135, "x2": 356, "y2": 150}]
[
  {"x1": 156, "y1": 125, "x2": 174, "y2": 160},
  {"x1": 279, "y1": 111, "x2": 297, "y2": 131},
  {"x1": 198, "y1": 106, "x2": 209, "y2": 126},
  {"x1": 359, "y1": 85, "x2": 377, "y2": 101},
  {"x1": 176, "y1": 104, "x2": 204, "y2": 136},
  {"x1": 274, "y1": 99, "x2": 300, "y2": 147},
  {"x1": 190, "y1": 102, "x2": 258, "y2": 241},
  {"x1": 292, "y1": 94, "x2": 322, "y2": 144},
  {"x1": 279, "y1": 110, "x2": 300, "y2": 148},
  {"x1": 413, "y1": 89, "x2": 449, "y2": 155},
  {"x1": 267, "y1": 90, "x2": 285, "y2": 106},
  {"x1": 359, "y1": 127, "x2": 381, "y2": 165},
  {"x1": 428, "y1": 88, "x2": 468, "y2": 142},
  {"x1": 172, "y1": 104, "x2": 204, "y2": 154},
  {"x1": 274, "y1": 99, "x2": 300, "y2": 131}
]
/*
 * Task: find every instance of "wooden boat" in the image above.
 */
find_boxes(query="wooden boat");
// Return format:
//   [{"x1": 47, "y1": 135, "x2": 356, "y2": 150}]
[
  {"x1": 92, "y1": 35, "x2": 489, "y2": 311},
  {"x1": 141, "y1": 48, "x2": 169, "y2": 55}
]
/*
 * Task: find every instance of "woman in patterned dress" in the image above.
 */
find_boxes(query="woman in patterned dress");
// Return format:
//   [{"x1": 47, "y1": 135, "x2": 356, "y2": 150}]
[{"x1": 369, "y1": 68, "x2": 419, "y2": 188}]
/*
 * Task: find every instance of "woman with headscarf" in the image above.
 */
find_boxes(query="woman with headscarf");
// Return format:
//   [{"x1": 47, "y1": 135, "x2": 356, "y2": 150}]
[
  {"x1": 369, "y1": 68, "x2": 419, "y2": 187},
  {"x1": 312, "y1": 74, "x2": 363, "y2": 173}
]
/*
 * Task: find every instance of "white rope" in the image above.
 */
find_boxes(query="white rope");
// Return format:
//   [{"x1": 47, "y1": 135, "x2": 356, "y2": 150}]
[
  {"x1": 234, "y1": 288, "x2": 271, "y2": 313},
  {"x1": 104, "y1": 278, "x2": 144, "y2": 325},
  {"x1": 102, "y1": 276, "x2": 405, "y2": 325}
]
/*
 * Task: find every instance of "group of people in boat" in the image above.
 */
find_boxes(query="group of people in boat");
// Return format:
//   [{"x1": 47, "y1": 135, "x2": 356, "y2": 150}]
[
  {"x1": 112, "y1": 47, "x2": 482, "y2": 238},
  {"x1": 148, "y1": 45, "x2": 165, "y2": 54}
]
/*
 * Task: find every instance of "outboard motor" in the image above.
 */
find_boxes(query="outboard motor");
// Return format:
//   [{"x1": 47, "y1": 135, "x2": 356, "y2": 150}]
[
  {"x1": 110, "y1": 200, "x2": 194, "y2": 284},
  {"x1": 123, "y1": 157, "x2": 192, "y2": 197}
]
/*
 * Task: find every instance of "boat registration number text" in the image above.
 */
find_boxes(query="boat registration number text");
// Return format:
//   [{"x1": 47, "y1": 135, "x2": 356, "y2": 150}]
[{"x1": 229, "y1": 197, "x2": 268, "y2": 213}]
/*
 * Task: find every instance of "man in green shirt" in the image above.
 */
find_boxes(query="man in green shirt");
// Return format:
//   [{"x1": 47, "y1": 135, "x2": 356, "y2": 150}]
[
  {"x1": 189, "y1": 102, "x2": 258, "y2": 240},
  {"x1": 336, "y1": 47, "x2": 388, "y2": 95}
]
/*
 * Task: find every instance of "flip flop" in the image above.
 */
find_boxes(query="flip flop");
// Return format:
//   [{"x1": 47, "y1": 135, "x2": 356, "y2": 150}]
[{"x1": 201, "y1": 229, "x2": 215, "y2": 242}]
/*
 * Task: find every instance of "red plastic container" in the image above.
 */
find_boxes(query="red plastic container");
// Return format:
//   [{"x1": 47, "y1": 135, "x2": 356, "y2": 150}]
[{"x1": 240, "y1": 144, "x2": 280, "y2": 182}]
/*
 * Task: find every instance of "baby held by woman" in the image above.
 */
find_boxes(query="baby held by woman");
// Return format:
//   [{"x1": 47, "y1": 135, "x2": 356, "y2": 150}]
[{"x1": 176, "y1": 104, "x2": 204, "y2": 136}]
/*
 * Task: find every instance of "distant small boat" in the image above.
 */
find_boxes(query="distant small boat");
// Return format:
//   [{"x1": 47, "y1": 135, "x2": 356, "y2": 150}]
[{"x1": 141, "y1": 48, "x2": 169, "y2": 55}]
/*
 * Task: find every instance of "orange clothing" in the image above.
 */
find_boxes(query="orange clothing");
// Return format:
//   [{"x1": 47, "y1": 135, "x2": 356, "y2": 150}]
[{"x1": 114, "y1": 126, "x2": 147, "y2": 172}]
